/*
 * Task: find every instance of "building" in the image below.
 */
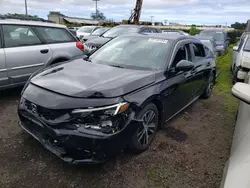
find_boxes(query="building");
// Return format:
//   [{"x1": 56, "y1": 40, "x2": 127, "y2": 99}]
[{"x1": 48, "y1": 15, "x2": 100, "y2": 26}]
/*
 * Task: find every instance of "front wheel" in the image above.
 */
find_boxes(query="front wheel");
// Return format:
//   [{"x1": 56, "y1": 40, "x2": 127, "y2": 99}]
[
  {"x1": 129, "y1": 103, "x2": 159, "y2": 153},
  {"x1": 201, "y1": 73, "x2": 214, "y2": 99}
]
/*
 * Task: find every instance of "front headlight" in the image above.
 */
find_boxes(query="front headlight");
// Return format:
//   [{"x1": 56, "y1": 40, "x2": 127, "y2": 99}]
[
  {"x1": 72, "y1": 102, "x2": 129, "y2": 115},
  {"x1": 71, "y1": 103, "x2": 130, "y2": 134},
  {"x1": 241, "y1": 56, "x2": 250, "y2": 69}
]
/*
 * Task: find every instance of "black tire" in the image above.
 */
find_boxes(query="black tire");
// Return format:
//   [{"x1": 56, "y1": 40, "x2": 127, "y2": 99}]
[
  {"x1": 201, "y1": 72, "x2": 215, "y2": 99},
  {"x1": 232, "y1": 66, "x2": 238, "y2": 85},
  {"x1": 129, "y1": 103, "x2": 159, "y2": 153}
]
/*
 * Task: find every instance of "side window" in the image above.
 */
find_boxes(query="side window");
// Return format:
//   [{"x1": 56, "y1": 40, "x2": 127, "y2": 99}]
[
  {"x1": 3, "y1": 25, "x2": 42, "y2": 48},
  {"x1": 190, "y1": 43, "x2": 205, "y2": 59},
  {"x1": 172, "y1": 45, "x2": 188, "y2": 67},
  {"x1": 204, "y1": 46, "x2": 211, "y2": 56},
  {"x1": 150, "y1": 28, "x2": 158, "y2": 33},
  {"x1": 142, "y1": 28, "x2": 151, "y2": 33},
  {"x1": 34, "y1": 27, "x2": 76, "y2": 43}
]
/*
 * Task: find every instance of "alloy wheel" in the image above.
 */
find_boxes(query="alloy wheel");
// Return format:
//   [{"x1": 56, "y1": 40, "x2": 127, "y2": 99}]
[
  {"x1": 137, "y1": 110, "x2": 157, "y2": 146},
  {"x1": 207, "y1": 75, "x2": 214, "y2": 96}
]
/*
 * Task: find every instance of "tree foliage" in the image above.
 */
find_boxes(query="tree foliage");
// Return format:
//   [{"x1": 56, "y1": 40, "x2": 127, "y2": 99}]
[
  {"x1": 2, "y1": 13, "x2": 40, "y2": 19},
  {"x1": 189, "y1": 26, "x2": 201, "y2": 36},
  {"x1": 231, "y1": 22, "x2": 246, "y2": 30},
  {"x1": 90, "y1": 10, "x2": 106, "y2": 20}
]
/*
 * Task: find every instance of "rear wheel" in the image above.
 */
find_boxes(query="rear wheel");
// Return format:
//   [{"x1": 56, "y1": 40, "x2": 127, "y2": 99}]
[
  {"x1": 201, "y1": 72, "x2": 215, "y2": 99},
  {"x1": 129, "y1": 103, "x2": 159, "y2": 153}
]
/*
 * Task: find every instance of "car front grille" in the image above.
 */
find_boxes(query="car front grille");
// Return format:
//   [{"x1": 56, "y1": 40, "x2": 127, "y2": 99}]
[{"x1": 24, "y1": 100, "x2": 69, "y2": 121}]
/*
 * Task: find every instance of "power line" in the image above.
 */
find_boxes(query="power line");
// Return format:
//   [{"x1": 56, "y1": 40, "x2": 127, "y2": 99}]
[{"x1": 93, "y1": 0, "x2": 100, "y2": 19}]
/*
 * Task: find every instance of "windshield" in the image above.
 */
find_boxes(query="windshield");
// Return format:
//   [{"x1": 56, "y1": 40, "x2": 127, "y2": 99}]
[
  {"x1": 200, "y1": 31, "x2": 225, "y2": 41},
  {"x1": 244, "y1": 38, "x2": 250, "y2": 51},
  {"x1": 78, "y1": 27, "x2": 94, "y2": 33},
  {"x1": 102, "y1": 27, "x2": 139, "y2": 38},
  {"x1": 201, "y1": 40, "x2": 213, "y2": 51},
  {"x1": 89, "y1": 36, "x2": 170, "y2": 70},
  {"x1": 91, "y1": 28, "x2": 109, "y2": 36}
]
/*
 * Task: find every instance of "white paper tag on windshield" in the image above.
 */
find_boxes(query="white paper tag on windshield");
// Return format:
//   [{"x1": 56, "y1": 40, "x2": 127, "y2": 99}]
[{"x1": 148, "y1": 38, "x2": 168, "y2": 44}]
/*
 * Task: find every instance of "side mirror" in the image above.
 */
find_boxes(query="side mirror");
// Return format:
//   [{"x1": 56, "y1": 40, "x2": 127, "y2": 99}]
[
  {"x1": 176, "y1": 60, "x2": 194, "y2": 72},
  {"x1": 233, "y1": 46, "x2": 239, "y2": 51},
  {"x1": 232, "y1": 83, "x2": 250, "y2": 105}
]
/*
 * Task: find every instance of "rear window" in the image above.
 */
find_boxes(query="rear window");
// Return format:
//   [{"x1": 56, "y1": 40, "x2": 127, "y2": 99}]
[
  {"x1": 244, "y1": 38, "x2": 250, "y2": 51},
  {"x1": 35, "y1": 27, "x2": 75, "y2": 43}
]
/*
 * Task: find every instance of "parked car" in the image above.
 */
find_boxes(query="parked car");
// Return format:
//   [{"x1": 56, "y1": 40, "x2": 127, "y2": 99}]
[
  {"x1": 81, "y1": 27, "x2": 110, "y2": 43},
  {"x1": 221, "y1": 73, "x2": 250, "y2": 188},
  {"x1": 18, "y1": 34, "x2": 216, "y2": 164},
  {"x1": 232, "y1": 32, "x2": 250, "y2": 84},
  {"x1": 199, "y1": 30, "x2": 229, "y2": 55},
  {"x1": 162, "y1": 30, "x2": 189, "y2": 36},
  {"x1": 0, "y1": 19, "x2": 84, "y2": 90},
  {"x1": 76, "y1": 26, "x2": 102, "y2": 39},
  {"x1": 68, "y1": 27, "x2": 81, "y2": 31},
  {"x1": 84, "y1": 25, "x2": 162, "y2": 54},
  {"x1": 196, "y1": 36, "x2": 217, "y2": 56}
]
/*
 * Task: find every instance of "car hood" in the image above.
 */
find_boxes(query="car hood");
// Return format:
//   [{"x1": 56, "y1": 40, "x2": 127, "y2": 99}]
[
  {"x1": 82, "y1": 35, "x2": 98, "y2": 41},
  {"x1": 30, "y1": 59, "x2": 156, "y2": 98},
  {"x1": 215, "y1": 40, "x2": 225, "y2": 46},
  {"x1": 85, "y1": 37, "x2": 112, "y2": 47}
]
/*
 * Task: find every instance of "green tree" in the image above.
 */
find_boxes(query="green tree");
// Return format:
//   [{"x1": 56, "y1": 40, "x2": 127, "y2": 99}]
[
  {"x1": 90, "y1": 10, "x2": 106, "y2": 20},
  {"x1": 231, "y1": 22, "x2": 247, "y2": 30},
  {"x1": 189, "y1": 26, "x2": 200, "y2": 36}
]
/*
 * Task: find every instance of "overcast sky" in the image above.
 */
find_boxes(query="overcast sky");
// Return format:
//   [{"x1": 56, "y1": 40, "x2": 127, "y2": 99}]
[{"x1": 0, "y1": 0, "x2": 250, "y2": 25}]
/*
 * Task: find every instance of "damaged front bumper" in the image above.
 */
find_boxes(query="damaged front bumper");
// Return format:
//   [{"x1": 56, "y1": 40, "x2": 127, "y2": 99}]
[{"x1": 18, "y1": 99, "x2": 140, "y2": 164}]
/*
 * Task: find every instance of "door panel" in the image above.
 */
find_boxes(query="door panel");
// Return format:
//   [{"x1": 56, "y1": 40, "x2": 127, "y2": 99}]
[
  {"x1": 5, "y1": 45, "x2": 52, "y2": 84},
  {"x1": 162, "y1": 44, "x2": 194, "y2": 120},
  {"x1": 0, "y1": 49, "x2": 9, "y2": 86},
  {"x1": 189, "y1": 43, "x2": 207, "y2": 97}
]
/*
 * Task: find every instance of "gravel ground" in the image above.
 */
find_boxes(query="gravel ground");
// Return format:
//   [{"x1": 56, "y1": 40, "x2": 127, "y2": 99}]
[{"x1": 0, "y1": 87, "x2": 236, "y2": 188}]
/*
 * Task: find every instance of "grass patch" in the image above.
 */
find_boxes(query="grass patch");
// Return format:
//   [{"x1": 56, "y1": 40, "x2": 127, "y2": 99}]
[{"x1": 214, "y1": 45, "x2": 238, "y2": 114}]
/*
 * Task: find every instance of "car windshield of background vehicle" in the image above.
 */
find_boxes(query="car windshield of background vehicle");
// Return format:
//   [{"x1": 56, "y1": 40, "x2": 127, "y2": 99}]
[
  {"x1": 201, "y1": 40, "x2": 213, "y2": 51},
  {"x1": 200, "y1": 31, "x2": 224, "y2": 41},
  {"x1": 91, "y1": 28, "x2": 109, "y2": 36},
  {"x1": 90, "y1": 36, "x2": 170, "y2": 70},
  {"x1": 102, "y1": 27, "x2": 139, "y2": 38},
  {"x1": 244, "y1": 38, "x2": 250, "y2": 51},
  {"x1": 78, "y1": 27, "x2": 94, "y2": 33}
]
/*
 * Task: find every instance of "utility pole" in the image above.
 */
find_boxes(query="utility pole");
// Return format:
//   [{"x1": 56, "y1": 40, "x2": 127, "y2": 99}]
[
  {"x1": 150, "y1": 16, "x2": 154, "y2": 25},
  {"x1": 25, "y1": 0, "x2": 28, "y2": 16},
  {"x1": 93, "y1": 0, "x2": 100, "y2": 19}
]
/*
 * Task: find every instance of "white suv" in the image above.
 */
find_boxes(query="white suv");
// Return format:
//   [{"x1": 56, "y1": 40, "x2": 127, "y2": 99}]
[
  {"x1": 232, "y1": 32, "x2": 250, "y2": 84},
  {"x1": 0, "y1": 18, "x2": 84, "y2": 90}
]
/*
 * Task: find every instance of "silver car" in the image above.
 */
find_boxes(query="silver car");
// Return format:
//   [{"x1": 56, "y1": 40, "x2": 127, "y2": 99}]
[
  {"x1": 0, "y1": 19, "x2": 84, "y2": 90},
  {"x1": 232, "y1": 32, "x2": 250, "y2": 84}
]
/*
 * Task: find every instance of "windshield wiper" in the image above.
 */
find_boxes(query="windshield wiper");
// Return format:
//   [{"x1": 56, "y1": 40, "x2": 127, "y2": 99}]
[{"x1": 108, "y1": 64, "x2": 125, "y2": 69}]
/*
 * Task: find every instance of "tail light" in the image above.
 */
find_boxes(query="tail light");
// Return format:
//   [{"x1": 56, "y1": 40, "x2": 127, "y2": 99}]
[{"x1": 76, "y1": 42, "x2": 84, "y2": 51}]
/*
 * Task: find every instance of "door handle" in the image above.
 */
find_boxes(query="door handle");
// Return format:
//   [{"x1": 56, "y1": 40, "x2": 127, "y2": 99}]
[{"x1": 40, "y1": 49, "x2": 49, "y2": 54}]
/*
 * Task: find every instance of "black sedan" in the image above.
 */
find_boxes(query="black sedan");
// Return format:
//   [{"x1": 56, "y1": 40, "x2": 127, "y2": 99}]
[{"x1": 18, "y1": 34, "x2": 216, "y2": 164}]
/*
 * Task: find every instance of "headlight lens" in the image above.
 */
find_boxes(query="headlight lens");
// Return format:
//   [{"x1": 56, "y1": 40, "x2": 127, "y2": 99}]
[
  {"x1": 71, "y1": 103, "x2": 130, "y2": 134},
  {"x1": 72, "y1": 102, "x2": 129, "y2": 116}
]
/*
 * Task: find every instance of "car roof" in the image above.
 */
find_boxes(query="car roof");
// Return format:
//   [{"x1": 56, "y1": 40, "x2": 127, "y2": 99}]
[
  {"x1": 121, "y1": 33, "x2": 196, "y2": 42},
  {"x1": 0, "y1": 19, "x2": 66, "y2": 28},
  {"x1": 116, "y1": 24, "x2": 152, "y2": 28}
]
